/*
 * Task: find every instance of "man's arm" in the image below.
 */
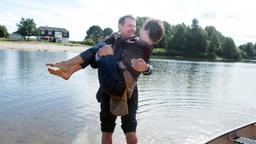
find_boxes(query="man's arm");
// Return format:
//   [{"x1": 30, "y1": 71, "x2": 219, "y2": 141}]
[
  {"x1": 80, "y1": 33, "x2": 117, "y2": 69},
  {"x1": 79, "y1": 42, "x2": 106, "y2": 69},
  {"x1": 87, "y1": 45, "x2": 114, "y2": 68}
]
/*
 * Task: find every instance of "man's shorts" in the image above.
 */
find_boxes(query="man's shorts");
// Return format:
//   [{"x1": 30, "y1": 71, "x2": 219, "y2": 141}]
[{"x1": 99, "y1": 87, "x2": 138, "y2": 133}]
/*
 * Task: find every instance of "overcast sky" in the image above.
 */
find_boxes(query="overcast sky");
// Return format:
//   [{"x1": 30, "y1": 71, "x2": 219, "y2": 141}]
[{"x1": 1, "y1": 0, "x2": 255, "y2": 45}]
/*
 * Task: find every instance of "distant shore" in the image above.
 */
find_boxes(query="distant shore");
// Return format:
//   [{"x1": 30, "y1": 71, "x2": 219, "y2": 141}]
[
  {"x1": 1, "y1": 40, "x2": 255, "y2": 63},
  {"x1": 0, "y1": 41, "x2": 90, "y2": 53}
]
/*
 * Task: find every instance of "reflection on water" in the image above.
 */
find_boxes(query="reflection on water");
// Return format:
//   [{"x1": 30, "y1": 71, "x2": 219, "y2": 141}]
[{"x1": 0, "y1": 49, "x2": 256, "y2": 144}]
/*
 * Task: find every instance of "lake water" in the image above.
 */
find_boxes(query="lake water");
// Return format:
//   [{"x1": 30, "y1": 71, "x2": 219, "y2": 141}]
[{"x1": 0, "y1": 49, "x2": 256, "y2": 144}]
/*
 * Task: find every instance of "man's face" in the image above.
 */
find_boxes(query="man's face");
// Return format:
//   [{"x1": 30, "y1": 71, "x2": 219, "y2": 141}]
[{"x1": 118, "y1": 18, "x2": 136, "y2": 39}]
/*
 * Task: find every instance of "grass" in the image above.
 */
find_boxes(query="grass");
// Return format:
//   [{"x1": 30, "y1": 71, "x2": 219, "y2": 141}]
[
  {"x1": 152, "y1": 48, "x2": 168, "y2": 55},
  {"x1": 152, "y1": 48, "x2": 241, "y2": 62},
  {"x1": 0, "y1": 38, "x2": 9, "y2": 41}
]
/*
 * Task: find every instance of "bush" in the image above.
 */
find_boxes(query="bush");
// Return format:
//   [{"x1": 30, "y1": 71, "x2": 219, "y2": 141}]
[
  {"x1": 0, "y1": 25, "x2": 9, "y2": 38},
  {"x1": 207, "y1": 53, "x2": 217, "y2": 60},
  {"x1": 152, "y1": 48, "x2": 167, "y2": 56},
  {"x1": 69, "y1": 40, "x2": 82, "y2": 44},
  {"x1": 233, "y1": 47, "x2": 242, "y2": 61},
  {"x1": 83, "y1": 38, "x2": 94, "y2": 46}
]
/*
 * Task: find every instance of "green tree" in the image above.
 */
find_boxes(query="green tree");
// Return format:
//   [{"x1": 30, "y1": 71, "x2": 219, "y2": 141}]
[
  {"x1": 205, "y1": 26, "x2": 222, "y2": 58},
  {"x1": 215, "y1": 33, "x2": 226, "y2": 57},
  {"x1": 254, "y1": 43, "x2": 256, "y2": 58},
  {"x1": 185, "y1": 18, "x2": 208, "y2": 57},
  {"x1": 222, "y1": 37, "x2": 241, "y2": 60},
  {"x1": 239, "y1": 44, "x2": 248, "y2": 58},
  {"x1": 135, "y1": 16, "x2": 149, "y2": 36},
  {"x1": 208, "y1": 34, "x2": 219, "y2": 53},
  {"x1": 0, "y1": 25, "x2": 9, "y2": 38},
  {"x1": 16, "y1": 17, "x2": 38, "y2": 40},
  {"x1": 103, "y1": 27, "x2": 113, "y2": 38},
  {"x1": 191, "y1": 18, "x2": 199, "y2": 30},
  {"x1": 85, "y1": 25, "x2": 104, "y2": 44},
  {"x1": 168, "y1": 23, "x2": 188, "y2": 55},
  {"x1": 239, "y1": 42, "x2": 256, "y2": 59}
]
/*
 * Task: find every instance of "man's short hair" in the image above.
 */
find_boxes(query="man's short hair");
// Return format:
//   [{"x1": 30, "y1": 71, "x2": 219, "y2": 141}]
[
  {"x1": 143, "y1": 19, "x2": 164, "y2": 44},
  {"x1": 118, "y1": 15, "x2": 135, "y2": 25}
]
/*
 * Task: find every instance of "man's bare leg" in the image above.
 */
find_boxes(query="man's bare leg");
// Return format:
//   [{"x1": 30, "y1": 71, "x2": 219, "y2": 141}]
[
  {"x1": 102, "y1": 132, "x2": 113, "y2": 144},
  {"x1": 48, "y1": 64, "x2": 82, "y2": 80},
  {"x1": 125, "y1": 132, "x2": 137, "y2": 144}
]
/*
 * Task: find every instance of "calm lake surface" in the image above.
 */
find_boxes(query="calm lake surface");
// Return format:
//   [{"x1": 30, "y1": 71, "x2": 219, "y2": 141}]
[{"x1": 0, "y1": 49, "x2": 256, "y2": 144}]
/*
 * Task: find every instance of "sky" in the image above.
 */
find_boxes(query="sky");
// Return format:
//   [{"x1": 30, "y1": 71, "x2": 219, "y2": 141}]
[{"x1": 1, "y1": 0, "x2": 256, "y2": 45}]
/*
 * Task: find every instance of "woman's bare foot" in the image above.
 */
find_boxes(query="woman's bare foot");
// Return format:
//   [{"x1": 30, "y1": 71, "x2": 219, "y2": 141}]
[
  {"x1": 47, "y1": 68, "x2": 71, "y2": 80},
  {"x1": 46, "y1": 61, "x2": 69, "y2": 72}
]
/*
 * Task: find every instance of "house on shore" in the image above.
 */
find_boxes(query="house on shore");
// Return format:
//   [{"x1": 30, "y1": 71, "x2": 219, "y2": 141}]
[
  {"x1": 9, "y1": 32, "x2": 23, "y2": 41},
  {"x1": 38, "y1": 26, "x2": 69, "y2": 43}
]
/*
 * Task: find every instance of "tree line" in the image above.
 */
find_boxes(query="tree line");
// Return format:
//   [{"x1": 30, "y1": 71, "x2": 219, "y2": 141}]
[
  {"x1": 1, "y1": 17, "x2": 255, "y2": 61},
  {"x1": 136, "y1": 17, "x2": 256, "y2": 61}
]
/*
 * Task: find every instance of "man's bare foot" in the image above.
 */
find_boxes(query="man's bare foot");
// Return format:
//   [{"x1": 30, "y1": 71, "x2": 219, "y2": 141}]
[
  {"x1": 47, "y1": 68, "x2": 70, "y2": 80},
  {"x1": 46, "y1": 62, "x2": 69, "y2": 72}
]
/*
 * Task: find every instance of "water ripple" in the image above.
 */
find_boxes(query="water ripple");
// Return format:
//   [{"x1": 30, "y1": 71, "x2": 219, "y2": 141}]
[{"x1": 1, "y1": 50, "x2": 256, "y2": 144}]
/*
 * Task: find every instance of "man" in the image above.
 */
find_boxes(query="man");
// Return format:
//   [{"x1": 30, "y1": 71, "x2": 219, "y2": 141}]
[
  {"x1": 94, "y1": 15, "x2": 145, "y2": 144},
  {"x1": 97, "y1": 18, "x2": 164, "y2": 116},
  {"x1": 47, "y1": 15, "x2": 153, "y2": 144}
]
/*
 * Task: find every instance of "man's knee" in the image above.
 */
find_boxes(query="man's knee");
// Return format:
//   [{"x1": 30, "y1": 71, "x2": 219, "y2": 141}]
[
  {"x1": 121, "y1": 108, "x2": 137, "y2": 133},
  {"x1": 125, "y1": 132, "x2": 137, "y2": 144},
  {"x1": 102, "y1": 132, "x2": 113, "y2": 144},
  {"x1": 100, "y1": 102, "x2": 117, "y2": 133}
]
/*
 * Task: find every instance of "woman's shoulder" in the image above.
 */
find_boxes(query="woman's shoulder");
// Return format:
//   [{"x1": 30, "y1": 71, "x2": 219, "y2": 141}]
[
  {"x1": 135, "y1": 39, "x2": 152, "y2": 50},
  {"x1": 104, "y1": 32, "x2": 120, "y2": 44}
]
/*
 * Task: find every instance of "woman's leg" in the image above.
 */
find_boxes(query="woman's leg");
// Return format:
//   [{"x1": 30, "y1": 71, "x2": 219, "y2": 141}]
[
  {"x1": 98, "y1": 56, "x2": 125, "y2": 96},
  {"x1": 47, "y1": 64, "x2": 82, "y2": 80},
  {"x1": 46, "y1": 42, "x2": 105, "y2": 71}
]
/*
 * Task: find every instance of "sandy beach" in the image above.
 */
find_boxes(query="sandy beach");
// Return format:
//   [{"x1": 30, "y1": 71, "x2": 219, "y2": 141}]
[{"x1": 0, "y1": 41, "x2": 90, "y2": 53}]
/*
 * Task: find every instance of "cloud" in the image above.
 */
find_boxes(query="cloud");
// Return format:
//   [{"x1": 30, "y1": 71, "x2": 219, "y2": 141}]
[
  {"x1": 201, "y1": 12, "x2": 219, "y2": 19},
  {"x1": 0, "y1": 11, "x2": 20, "y2": 33},
  {"x1": 226, "y1": 14, "x2": 237, "y2": 19},
  {"x1": 2, "y1": 0, "x2": 256, "y2": 44}
]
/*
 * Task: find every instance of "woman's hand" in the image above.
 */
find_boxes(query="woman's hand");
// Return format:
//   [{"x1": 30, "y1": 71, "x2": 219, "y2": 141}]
[
  {"x1": 98, "y1": 45, "x2": 113, "y2": 57},
  {"x1": 131, "y1": 58, "x2": 148, "y2": 72}
]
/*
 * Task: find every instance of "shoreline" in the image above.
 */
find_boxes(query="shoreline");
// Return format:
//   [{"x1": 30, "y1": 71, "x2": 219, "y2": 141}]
[
  {"x1": 0, "y1": 41, "x2": 90, "y2": 53},
  {"x1": 1, "y1": 41, "x2": 255, "y2": 64}
]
